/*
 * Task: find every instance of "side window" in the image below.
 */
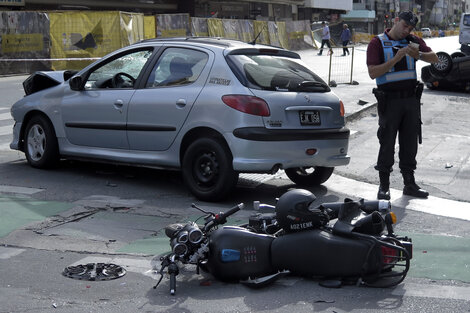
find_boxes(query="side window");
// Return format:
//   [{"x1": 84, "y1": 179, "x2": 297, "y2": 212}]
[
  {"x1": 85, "y1": 49, "x2": 153, "y2": 89},
  {"x1": 146, "y1": 47, "x2": 208, "y2": 88},
  {"x1": 464, "y1": 15, "x2": 470, "y2": 26}
]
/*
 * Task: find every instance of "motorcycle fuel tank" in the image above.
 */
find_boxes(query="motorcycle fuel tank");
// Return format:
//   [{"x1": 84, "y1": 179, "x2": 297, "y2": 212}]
[{"x1": 207, "y1": 226, "x2": 276, "y2": 281}]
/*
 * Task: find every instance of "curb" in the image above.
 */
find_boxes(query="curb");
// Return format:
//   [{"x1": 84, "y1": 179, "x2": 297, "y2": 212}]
[{"x1": 345, "y1": 101, "x2": 377, "y2": 122}]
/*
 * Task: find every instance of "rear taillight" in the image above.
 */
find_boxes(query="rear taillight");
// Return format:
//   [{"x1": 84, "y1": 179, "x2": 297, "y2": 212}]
[
  {"x1": 381, "y1": 245, "x2": 398, "y2": 265},
  {"x1": 222, "y1": 95, "x2": 270, "y2": 117},
  {"x1": 339, "y1": 100, "x2": 345, "y2": 117}
]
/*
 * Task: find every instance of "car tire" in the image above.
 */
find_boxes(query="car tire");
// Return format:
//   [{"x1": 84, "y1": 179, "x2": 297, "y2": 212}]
[
  {"x1": 182, "y1": 137, "x2": 238, "y2": 201},
  {"x1": 285, "y1": 166, "x2": 334, "y2": 186},
  {"x1": 430, "y1": 52, "x2": 452, "y2": 78},
  {"x1": 24, "y1": 115, "x2": 59, "y2": 168}
]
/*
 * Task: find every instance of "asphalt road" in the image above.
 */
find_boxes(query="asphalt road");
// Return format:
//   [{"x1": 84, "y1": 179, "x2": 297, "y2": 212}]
[{"x1": 0, "y1": 36, "x2": 469, "y2": 312}]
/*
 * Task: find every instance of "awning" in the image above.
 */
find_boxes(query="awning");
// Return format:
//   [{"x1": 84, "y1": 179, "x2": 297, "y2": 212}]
[{"x1": 341, "y1": 10, "x2": 376, "y2": 22}]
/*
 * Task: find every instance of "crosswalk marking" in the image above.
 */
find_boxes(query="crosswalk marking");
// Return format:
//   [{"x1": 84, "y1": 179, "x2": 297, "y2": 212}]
[
  {"x1": 0, "y1": 112, "x2": 11, "y2": 120},
  {"x1": 0, "y1": 124, "x2": 13, "y2": 136},
  {"x1": 0, "y1": 185, "x2": 44, "y2": 195}
]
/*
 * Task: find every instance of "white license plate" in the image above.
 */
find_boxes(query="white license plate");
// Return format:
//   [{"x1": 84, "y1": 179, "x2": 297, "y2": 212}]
[{"x1": 299, "y1": 110, "x2": 321, "y2": 125}]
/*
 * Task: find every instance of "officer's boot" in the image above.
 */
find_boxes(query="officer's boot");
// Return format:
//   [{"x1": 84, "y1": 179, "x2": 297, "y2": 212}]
[
  {"x1": 402, "y1": 171, "x2": 429, "y2": 198},
  {"x1": 377, "y1": 171, "x2": 391, "y2": 200}
]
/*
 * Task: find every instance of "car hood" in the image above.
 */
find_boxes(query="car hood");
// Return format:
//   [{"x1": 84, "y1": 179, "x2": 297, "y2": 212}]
[{"x1": 23, "y1": 70, "x2": 78, "y2": 96}]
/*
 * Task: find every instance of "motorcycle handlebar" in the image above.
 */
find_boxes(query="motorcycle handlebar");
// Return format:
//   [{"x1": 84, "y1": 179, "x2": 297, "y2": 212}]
[
  {"x1": 221, "y1": 203, "x2": 244, "y2": 220},
  {"x1": 204, "y1": 203, "x2": 244, "y2": 231},
  {"x1": 170, "y1": 273, "x2": 176, "y2": 295}
]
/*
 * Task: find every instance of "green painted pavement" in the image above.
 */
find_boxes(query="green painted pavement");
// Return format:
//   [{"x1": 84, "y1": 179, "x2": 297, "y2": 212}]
[
  {"x1": 0, "y1": 196, "x2": 74, "y2": 238},
  {"x1": 407, "y1": 233, "x2": 470, "y2": 282},
  {"x1": 117, "y1": 215, "x2": 247, "y2": 255}
]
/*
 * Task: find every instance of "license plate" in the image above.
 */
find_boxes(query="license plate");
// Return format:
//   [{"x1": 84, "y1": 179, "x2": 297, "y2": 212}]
[{"x1": 299, "y1": 110, "x2": 321, "y2": 125}]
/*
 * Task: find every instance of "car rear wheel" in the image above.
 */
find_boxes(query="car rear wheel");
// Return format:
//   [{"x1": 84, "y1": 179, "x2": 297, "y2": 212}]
[
  {"x1": 182, "y1": 137, "x2": 238, "y2": 201},
  {"x1": 285, "y1": 166, "x2": 334, "y2": 186},
  {"x1": 430, "y1": 52, "x2": 452, "y2": 78},
  {"x1": 24, "y1": 115, "x2": 59, "y2": 168}
]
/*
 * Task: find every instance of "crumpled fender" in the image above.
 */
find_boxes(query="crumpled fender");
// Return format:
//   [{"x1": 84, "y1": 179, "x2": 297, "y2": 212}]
[{"x1": 23, "y1": 70, "x2": 78, "y2": 95}]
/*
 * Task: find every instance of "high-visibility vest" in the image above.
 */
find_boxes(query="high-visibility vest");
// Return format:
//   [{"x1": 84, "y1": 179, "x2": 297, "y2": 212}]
[{"x1": 376, "y1": 33, "x2": 417, "y2": 86}]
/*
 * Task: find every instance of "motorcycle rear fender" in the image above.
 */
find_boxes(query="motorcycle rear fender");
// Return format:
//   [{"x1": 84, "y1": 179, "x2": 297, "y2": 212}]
[{"x1": 207, "y1": 226, "x2": 276, "y2": 281}]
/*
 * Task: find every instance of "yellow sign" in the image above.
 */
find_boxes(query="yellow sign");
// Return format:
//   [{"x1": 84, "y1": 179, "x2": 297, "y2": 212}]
[
  {"x1": 2, "y1": 33, "x2": 43, "y2": 53},
  {"x1": 0, "y1": 0, "x2": 24, "y2": 6}
]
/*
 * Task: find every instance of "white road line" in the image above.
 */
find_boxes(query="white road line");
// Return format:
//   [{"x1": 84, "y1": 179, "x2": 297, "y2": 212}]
[
  {"x1": 0, "y1": 142, "x2": 11, "y2": 151},
  {"x1": 0, "y1": 185, "x2": 44, "y2": 195},
  {"x1": 0, "y1": 247, "x2": 25, "y2": 259},
  {"x1": 0, "y1": 124, "x2": 13, "y2": 136},
  {"x1": 392, "y1": 283, "x2": 470, "y2": 301},
  {"x1": 0, "y1": 112, "x2": 12, "y2": 120},
  {"x1": 324, "y1": 174, "x2": 470, "y2": 221}
]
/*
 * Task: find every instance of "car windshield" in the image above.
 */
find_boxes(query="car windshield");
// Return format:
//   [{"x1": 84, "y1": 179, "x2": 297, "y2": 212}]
[{"x1": 228, "y1": 54, "x2": 329, "y2": 92}]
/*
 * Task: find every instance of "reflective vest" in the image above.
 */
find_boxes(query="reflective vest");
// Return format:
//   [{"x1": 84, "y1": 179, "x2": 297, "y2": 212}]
[{"x1": 376, "y1": 33, "x2": 417, "y2": 86}]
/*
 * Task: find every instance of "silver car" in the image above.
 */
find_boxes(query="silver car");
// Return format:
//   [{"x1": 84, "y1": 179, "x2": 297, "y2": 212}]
[{"x1": 10, "y1": 37, "x2": 350, "y2": 201}]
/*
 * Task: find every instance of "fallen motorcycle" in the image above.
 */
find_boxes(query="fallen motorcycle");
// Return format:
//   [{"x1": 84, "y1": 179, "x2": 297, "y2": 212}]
[{"x1": 154, "y1": 189, "x2": 412, "y2": 295}]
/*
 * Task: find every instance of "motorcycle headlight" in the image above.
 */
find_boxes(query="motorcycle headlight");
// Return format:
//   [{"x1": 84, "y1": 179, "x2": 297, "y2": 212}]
[
  {"x1": 177, "y1": 231, "x2": 188, "y2": 243},
  {"x1": 188, "y1": 227, "x2": 203, "y2": 244},
  {"x1": 172, "y1": 243, "x2": 188, "y2": 256}
]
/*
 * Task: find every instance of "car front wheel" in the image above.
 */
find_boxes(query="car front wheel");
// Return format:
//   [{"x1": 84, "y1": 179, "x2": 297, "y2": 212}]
[
  {"x1": 285, "y1": 166, "x2": 334, "y2": 186},
  {"x1": 430, "y1": 51, "x2": 452, "y2": 78},
  {"x1": 182, "y1": 137, "x2": 238, "y2": 201},
  {"x1": 24, "y1": 115, "x2": 59, "y2": 168}
]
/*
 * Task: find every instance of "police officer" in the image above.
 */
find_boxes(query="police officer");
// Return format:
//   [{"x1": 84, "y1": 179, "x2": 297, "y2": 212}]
[{"x1": 366, "y1": 11, "x2": 438, "y2": 200}]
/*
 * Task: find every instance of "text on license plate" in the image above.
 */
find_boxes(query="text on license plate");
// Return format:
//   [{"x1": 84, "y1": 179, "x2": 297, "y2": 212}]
[{"x1": 299, "y1": 110, "x2": 321, "y2": 125}]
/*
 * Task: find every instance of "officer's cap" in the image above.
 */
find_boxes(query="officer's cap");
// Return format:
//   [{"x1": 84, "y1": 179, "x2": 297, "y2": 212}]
[{"x1": 398, "y1": 11, "x2": 418, "y2": 27}]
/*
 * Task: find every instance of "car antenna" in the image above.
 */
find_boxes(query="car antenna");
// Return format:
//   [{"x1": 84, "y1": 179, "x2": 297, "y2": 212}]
[{"x1": 249, "y1": 25, "x2": 267, "y2": 45}]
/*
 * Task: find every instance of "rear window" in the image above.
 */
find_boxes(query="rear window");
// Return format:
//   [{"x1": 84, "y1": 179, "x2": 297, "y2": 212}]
[{"x1": 227, "y1": 54, "x2": 329, "y2": 92}]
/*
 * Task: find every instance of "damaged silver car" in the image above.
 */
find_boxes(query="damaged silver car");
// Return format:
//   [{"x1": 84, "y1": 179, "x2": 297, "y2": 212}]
[{"x1": 10, "y1": 37, "x2": 350, "y2": 201}]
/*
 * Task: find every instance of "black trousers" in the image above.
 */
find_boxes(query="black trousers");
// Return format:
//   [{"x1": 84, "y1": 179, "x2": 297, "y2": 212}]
[
  {"x1": 318, "y1": 39, "x2": 331, "y2": 55},
  {"x1": 375, "y1": 95, "x2": 420, "y2": 174},
  {"x1": 342, "y1": 40, "x2": 349, "y2": 55}
]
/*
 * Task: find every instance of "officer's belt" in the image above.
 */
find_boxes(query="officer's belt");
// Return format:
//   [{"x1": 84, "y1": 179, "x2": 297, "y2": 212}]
[{"x1": 381, "y1": 89, "x2": 415, "y2": 99}]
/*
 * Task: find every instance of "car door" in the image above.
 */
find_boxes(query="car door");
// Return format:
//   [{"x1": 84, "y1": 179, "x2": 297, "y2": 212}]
[
  {"x1": 127, "y1": 47, "x2": 212, "y2": 151},
  {"x1": 61, "y1": 48, "x2": 154, "y2": 149}
]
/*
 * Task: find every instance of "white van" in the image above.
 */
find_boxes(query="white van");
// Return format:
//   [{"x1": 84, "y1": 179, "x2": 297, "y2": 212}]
[{"x1": 459, "y1": 13, "x2": 470, "y2": 45}]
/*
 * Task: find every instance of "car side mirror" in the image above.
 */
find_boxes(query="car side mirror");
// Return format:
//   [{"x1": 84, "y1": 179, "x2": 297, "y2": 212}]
[{"x1": 69, "y1": 76, "x2": 83, "y2": 91}]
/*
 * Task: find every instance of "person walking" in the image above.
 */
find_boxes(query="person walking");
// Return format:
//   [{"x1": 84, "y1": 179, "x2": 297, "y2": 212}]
[
  {"x1": 366, "y1": 11, "x2": 438, "y2": 200},
  {"x1": 317, "y1": 21, "x2": 332, "y2": 55},
  {"x1": 340, "y1": 24, "x2": 351, "y2": 56}
]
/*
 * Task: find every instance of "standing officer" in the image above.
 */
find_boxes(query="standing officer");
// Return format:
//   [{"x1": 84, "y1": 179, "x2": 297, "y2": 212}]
[{"x1": 366, "y1": 11, "x2": 438, "y2": 200}]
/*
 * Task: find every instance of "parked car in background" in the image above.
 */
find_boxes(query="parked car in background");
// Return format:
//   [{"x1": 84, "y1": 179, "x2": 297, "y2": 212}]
[
  {"x1": 421, "y1": 51, "x2": 470, "y2": 92},
  {"x1": 421, "y1": 28, "x2": 432, "y2": 38},
  {"x1": 10, "y1": 37, "x2": 350, "y2": 201}
]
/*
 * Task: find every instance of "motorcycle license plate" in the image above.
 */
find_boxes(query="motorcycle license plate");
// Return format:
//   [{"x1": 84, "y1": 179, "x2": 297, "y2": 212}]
[{"x1": 300, "y1": 110, "x2": 321, "y2": 125}]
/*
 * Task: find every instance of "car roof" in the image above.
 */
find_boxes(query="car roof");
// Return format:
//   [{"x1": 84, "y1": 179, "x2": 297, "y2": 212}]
[{"x1": 133, "y1": 36, "x2": 300, "y2": 58}]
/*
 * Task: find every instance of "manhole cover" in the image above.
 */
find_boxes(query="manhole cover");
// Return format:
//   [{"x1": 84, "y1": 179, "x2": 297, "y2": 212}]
[{"x1": 62, "y1": 263, "x2": 126, "y2": 281}]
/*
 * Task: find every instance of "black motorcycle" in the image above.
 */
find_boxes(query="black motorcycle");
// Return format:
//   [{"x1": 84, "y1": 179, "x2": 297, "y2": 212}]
[{"x1": 154, "y1": 189, "x2": 412, "y2": 295}]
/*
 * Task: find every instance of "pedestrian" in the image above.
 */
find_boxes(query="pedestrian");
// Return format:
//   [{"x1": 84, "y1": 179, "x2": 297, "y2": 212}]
[
  {"x1": 366, "y1": 11, "x2": 439, "y2": 200},
  {"x1": 317, "y1": 21, "x2": 332, "y2": 55},
  {"x1": 340, "y1": 24, "x2": 351, "y2": 56}
]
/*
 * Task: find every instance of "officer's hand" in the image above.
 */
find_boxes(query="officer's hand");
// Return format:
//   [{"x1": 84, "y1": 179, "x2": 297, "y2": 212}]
[
  {"x1": 407, "y1": 43, "x2": 420, "y2": 59},
  {"x1": 394, "y1": 47, "x2": 409, "y2": 60}
]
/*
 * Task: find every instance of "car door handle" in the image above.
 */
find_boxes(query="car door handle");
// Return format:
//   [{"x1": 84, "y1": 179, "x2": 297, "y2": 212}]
[
  {"x1": 176, "y1": 98, "x2": 186, "y2": 108},
  {"x1": 114, "y1": 99, "x2": 124, "y2": 113}
]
